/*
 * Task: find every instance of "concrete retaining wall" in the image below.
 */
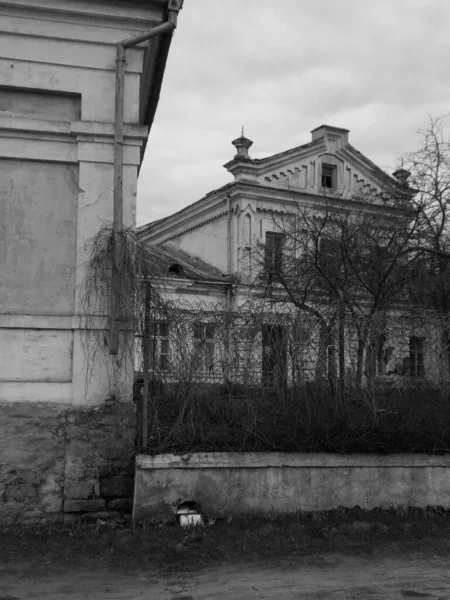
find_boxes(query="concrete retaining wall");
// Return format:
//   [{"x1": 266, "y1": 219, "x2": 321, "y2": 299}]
[
  {"x1": 133, "y1": 452, "x2": 450, "y2": 521},
  {"x1": 0, "y1": 401, "x2": 135, "y2": 524}
]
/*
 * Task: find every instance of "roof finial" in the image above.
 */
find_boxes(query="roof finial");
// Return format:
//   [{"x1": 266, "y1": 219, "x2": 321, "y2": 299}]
[
  {"x1": 231, "y1": 128, "x2": 253, "y2": 160},
  {"x1": 392, "y1": 168, "x2": 411, "y2": 187}
]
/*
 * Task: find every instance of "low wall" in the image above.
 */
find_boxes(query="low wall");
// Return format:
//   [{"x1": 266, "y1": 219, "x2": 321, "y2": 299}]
[
  {"x1": 133, "y1": 452, "x2": 450, "y2": 521},
  {"x1": 0, "y1": 401, "x2": 135, "y2": 524}
]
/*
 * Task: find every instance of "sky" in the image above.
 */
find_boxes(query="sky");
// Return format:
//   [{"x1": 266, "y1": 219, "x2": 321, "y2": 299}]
[{"x1": 136, "y1": 0, "x2": 450, "y2": 227}]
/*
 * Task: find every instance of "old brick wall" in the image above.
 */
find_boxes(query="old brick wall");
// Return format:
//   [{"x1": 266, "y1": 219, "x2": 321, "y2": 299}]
[{"x1": 0, "y1": 402, "x2": 136, "y2": 524}]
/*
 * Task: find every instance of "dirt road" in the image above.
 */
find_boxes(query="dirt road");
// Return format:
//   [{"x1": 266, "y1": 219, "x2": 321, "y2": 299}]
[{"x1": 1, "y1": 554, "x2": 450, "y2": 599}]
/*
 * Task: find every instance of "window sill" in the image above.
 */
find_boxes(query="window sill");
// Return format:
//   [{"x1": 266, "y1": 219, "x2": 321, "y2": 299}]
[{"x1": 318, "y1": 186, "x2": 343, "y2": 196}]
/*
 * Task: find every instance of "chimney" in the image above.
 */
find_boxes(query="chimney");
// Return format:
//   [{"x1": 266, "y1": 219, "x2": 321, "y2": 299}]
[{"x1": 310, "y1": 125, "x2": 349, "y2": 149}]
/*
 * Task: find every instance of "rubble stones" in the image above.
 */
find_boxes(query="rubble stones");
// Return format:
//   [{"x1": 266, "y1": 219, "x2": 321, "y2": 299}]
[
  {"x1": 64, "y1": 499, "x2": 105, "y2": 513},
  {"x1": 100, "y1": 477, "x2": 134, "y2": 498},
  {"x1": 64, "y1": 481, "x2": 96, "y2": 500},
  {"x1": 0, "y1": 401, "x2": 136, "y2": 524},
  {"x1": 0, "y1": 402, "x2": 65, "y2": 525},
  {"x1": 107, "y1": 498, "x2": 133, "y2": 511}
]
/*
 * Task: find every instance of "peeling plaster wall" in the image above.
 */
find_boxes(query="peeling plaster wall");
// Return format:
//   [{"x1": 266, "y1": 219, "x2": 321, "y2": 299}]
[
  {"x1": 0, "y1": 159, "x2": 78, "y2": 314},
  {"x1": 0, "y1": 0, "x2": 165, "y2": 408},
  {"x1": 0, "y1": 0, "x2": 160, "y2": 125},
  {"x1": 0, "y1": 0, "x2": 167, "y2": 523},
  {"x1": 0, "y1": 330, "x2": 73, "y2": 382}
]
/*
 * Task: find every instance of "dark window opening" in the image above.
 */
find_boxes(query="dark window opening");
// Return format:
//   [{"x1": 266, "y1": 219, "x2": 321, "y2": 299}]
[
  {"x1": 150, "y1": 321, "x2": 170, "y2": 371},
  {"x1": 318, "y1": 237, "x2": 341, "y2": 270},
  {"x1": 193, "y1": 323, "x2": 215, "y2": 372},
  {"x1": 265, "y1": 232, "x2": 283, "y2": 273},
  {"x1": 321, "y1": 164, "x2": 336, "y2": 189},
  {"x1": 168, "y1": 263, "x2": 183, "y2": 276},
  {"x1": 318, "y1": 237, "x2": 344, "y2": 286},
  {"x1": 319, "y1": 237, "x2": 340, "y2": 258},
  {"x1": 410, "y1": 336, "x2": 425, "y2": 378},
  {"x1": 262, "y1": 324, "x2": 287, "y2": 387}
]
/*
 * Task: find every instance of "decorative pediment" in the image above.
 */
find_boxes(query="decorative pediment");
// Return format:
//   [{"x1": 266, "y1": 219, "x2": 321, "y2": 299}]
[
  {"x1": 140, "y1": 124, "x2": 414, "y2": 257},
  {"x1": 256, "y1": 146, "x2": 387, "y2": 198},
  {"x1": 223, "y1": 125, "x2": 403, "y2": 200}
]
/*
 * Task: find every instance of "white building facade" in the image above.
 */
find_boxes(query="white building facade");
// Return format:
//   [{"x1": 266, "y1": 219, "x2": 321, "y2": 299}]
[
  {"x1": 0, "y1": 0, "x2": 184, "y2": 524},
  {"x1": 138, "y1": 126, "x2": 446, "y2": 389}
]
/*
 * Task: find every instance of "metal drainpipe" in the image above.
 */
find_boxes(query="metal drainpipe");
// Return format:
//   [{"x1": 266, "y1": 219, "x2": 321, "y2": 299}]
[
  {"x1": 226, "y1": 194, "x2": 232, "y2": 274},
  {"x1": 226, "y1": 194, "x2": 233, "y2": 310},
  {"x1": 109, "y1": 0, "x2": 184, "y2": 354}
]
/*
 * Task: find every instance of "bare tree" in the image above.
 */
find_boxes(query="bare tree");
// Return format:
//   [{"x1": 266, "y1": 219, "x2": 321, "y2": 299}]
[
  {"x1": 250, "y1": 194, "x2": 420, "y2": 392},
  {"x1": 401, "y1": 117, "x2": 450, "y2": 371}
]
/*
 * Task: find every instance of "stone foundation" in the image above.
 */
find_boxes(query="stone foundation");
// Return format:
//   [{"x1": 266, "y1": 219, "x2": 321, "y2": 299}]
[{"x1": 0, "y1": 401, "x2": 135, "y2": 524}]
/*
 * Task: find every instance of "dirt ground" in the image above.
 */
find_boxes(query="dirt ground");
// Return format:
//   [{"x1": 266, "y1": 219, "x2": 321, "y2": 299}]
[
  {"x1": 1, "y1": 555, "x2": 450, "y2": 600},
  {"x1": 1, "y1": 510, "x2": 450, "y2": 599}
]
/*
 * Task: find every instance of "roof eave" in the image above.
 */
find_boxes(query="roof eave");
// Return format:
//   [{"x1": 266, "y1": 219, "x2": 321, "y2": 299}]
[{"x1": 138, "y1": 1, "x2": 174, "y2": 166}]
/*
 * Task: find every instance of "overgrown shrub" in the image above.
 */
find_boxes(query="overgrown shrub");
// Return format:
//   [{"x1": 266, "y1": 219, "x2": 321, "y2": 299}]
[{"x1": 134, "y1": 382, "x2": 450, "y2": 455}]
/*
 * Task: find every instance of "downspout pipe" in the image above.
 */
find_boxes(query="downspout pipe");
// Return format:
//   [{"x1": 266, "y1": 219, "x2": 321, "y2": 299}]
[
  {"x1": 226, "y1": 193, "x2": 232, "y2": 275},
  {"x1": 226, "y1": 194, "x2": 233, "y2": 310},
  {"x1": 110, "y1": 0, "x2": 184, "y2": 355}
]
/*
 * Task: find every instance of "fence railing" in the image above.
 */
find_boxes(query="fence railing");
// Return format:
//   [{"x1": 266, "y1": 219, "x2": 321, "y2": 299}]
[
  {"x1": 135, "y1": 310, "x2": 450, "y2": 390},
  {"x1": 133, "y1": 308, "x2": 450, "y2": 455}
]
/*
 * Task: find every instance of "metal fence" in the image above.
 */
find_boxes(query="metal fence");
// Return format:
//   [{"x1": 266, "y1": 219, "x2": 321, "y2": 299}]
[
  {"x1": 133, "y1": 306, "x2": 450, "y2": 455},
  {"x1": 135, "y1": 308, "x2": 450, "y2": 392}
]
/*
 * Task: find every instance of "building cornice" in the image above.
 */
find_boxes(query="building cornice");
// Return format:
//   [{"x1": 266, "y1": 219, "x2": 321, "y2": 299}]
[
  {"x1": 139, "y1": 178, "x2": 413, "y2": 246},
  {"x1": 138, "y1": 182, "x2": 237, "y2": 243},
  {"x1": 157, "y1": 276, "x2": 229, "y2": 295},
  {"x1": 0, "y1": 0, "x2": 165, "y2": 27},
  {"x1": 337, "y1": 146, "x2": 397, "y2": 190},
  {"x1": 254, "y1": 139, "x2": 326, "y2": 176},
  {"x1": 153, "y1": 209, "x2": 229, "y2": 245},
  {"x1": 0, "y1": 116, "x2": 148, "y2": 140}
]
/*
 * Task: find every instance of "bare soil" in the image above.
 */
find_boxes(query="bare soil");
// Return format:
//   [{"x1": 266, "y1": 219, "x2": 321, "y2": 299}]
[{"x1": 1, "y1": 509, "x2": 450, "y2": 599}]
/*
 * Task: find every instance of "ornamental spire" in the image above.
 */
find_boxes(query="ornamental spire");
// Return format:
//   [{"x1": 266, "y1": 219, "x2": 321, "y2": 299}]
[{"x1": 231, "y1": 127, "x2": 253, "y2": 160}]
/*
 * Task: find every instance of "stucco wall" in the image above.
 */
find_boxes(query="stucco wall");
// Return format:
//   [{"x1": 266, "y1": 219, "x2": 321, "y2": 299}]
[
  {"x1": 0, "y1": 0, "x2": 166, "y2": 407},
  {"x1": 0, "y1": 0, "x2": 172, "y2": 524},
  {"x1": 0, "y1": 0, "x2": 161, "y2": 124},
  {"x1": 133, "y1": 453, "x2": 450, "y2": 521},
  {"x1": 0, "y1": 330, "x2": 73, "y2": 382},
  {"x1": 0, "y1": 159, "x2": 78, "y2": 314},
  {"x1": 170, "y1": 216, "x2": 228, "y2": 273}
]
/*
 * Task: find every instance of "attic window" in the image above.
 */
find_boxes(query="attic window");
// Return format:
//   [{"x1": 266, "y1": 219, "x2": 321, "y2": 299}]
[
  {"x1": 321, "y1": 164, "x2": 336, "y2": 189},
  {"x1": 168, "y1": 263, "x2": 183, "y2": 276}
]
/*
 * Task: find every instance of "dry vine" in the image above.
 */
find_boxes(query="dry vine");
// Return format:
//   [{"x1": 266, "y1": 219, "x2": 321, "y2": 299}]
[{"x1": 79, "y1": 221, "x2": 166, "y2": 403}]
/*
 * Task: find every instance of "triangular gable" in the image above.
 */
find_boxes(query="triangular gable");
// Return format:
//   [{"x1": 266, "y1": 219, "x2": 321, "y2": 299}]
[{"x1": 226, "y1": 125, "x2": 403, "y2": 199}]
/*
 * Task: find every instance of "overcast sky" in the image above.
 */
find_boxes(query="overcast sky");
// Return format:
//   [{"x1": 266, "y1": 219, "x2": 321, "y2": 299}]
[{"x1": 136, "y1": 0, "x2": 450, "y2": 227}]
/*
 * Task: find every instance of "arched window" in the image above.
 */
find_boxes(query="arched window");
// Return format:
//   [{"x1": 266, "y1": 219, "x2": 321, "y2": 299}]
[{"x1": 168, "y1": 263, "x2": 183, "y2": 276}]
